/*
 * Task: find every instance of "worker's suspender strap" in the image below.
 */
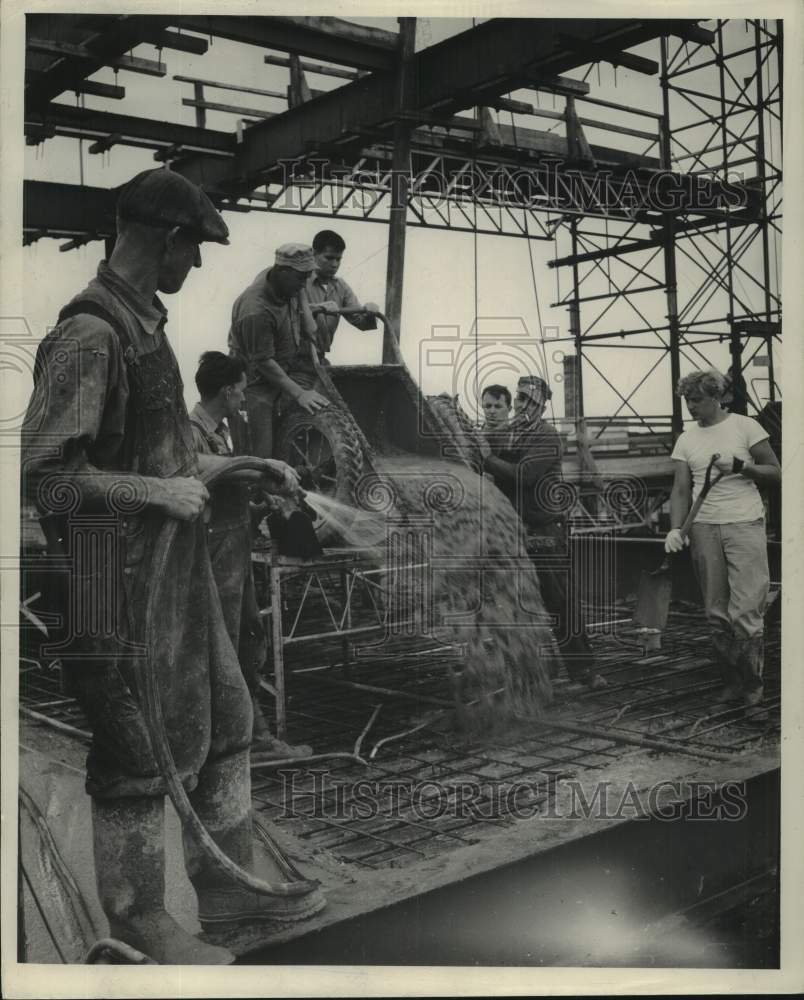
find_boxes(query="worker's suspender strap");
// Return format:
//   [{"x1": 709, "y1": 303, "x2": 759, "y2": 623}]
[
  {"x1": 37, "y1": 300, "x2": 137, "y2": 557},
  {"x1": 57, "y1": 299, "x2": 135, "y2": 361}
]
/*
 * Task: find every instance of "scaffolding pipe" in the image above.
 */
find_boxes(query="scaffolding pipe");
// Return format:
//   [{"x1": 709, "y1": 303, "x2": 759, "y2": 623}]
[{"x1": 383, "y1": 17, "x2": 416, "y2": 361}]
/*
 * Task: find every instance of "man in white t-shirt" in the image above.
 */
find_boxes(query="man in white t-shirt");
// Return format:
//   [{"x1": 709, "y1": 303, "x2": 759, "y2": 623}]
[{"x1": 665, "y1": 368, "x2": 781, "y2": 719}]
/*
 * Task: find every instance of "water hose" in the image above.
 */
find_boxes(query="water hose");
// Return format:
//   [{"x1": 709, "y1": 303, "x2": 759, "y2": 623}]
[{"x1": 141, "y1": 456, "x2": 319, "y2": 897}]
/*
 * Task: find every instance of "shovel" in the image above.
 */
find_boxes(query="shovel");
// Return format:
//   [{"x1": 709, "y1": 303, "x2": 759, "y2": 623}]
[{"x1": 633, "y1": 453, "x2": 724, "y2": 632}]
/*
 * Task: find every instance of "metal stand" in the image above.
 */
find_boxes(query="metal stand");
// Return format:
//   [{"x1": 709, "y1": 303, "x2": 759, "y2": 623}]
[{"x1": 253, "y1": 545, "x2": 425, "y2": 740}]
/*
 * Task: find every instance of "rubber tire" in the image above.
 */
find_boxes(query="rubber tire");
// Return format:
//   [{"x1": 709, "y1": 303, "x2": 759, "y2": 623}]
[
  {"x1": 424, "y1": 394, "x2": 483, "y2": 470},
  {"x1": 273, "y1": 407, "x2": 364, "y2": 546}
]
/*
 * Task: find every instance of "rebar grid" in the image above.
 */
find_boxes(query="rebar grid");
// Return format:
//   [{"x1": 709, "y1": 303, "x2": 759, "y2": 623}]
[{"x1": 19, "y1": 604, "x2": 780, "y2": 870}]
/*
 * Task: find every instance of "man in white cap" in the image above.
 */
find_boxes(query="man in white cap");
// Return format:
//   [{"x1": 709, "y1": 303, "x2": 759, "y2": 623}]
[
  {"x1": 229, "y1": 244, "x2": 330, "y2": 457},
  {"x1": 479, "y1": 374, "x2": 607, "y2": 690}
]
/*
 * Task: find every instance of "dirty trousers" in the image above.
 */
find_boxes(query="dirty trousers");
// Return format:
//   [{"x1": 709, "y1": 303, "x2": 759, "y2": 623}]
[
  {"x1": 240, "y1": 383, "x2": 281, "y2": 459},
  {"x1": 207, "y1": 523, "x2": 266, "y2": 699},
  {"x1": 689, "y1": 518, "x2": 769, "y2": 697},
  {"x1": 527, "y1": 525, "x2": 596, "y2": 681},
  {"x1": 67, "y1": 514, "x2": 253, "y2": 799},
  {"x1": 237, "y1": 371, "x2": 322, "y2": 459}
]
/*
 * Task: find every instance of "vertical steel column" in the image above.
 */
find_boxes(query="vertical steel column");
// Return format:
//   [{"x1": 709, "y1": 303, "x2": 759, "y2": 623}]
[
  {"x1": 754, "y1": 19, "x2": 776, "y2": 401},
  {"x1": 716, "y1": 22, "x2": 740, "y2": 396},
  {"x1": 568, "y1": 218, "x2": 584, "y2": 420},
  {"x1": 660, "y1": 37, "x2": 683, "y2": 438},
  {"x1": 383, "y1": 17, "x2": 417, "y2": 363},
  {"x1": 193, "y1": 81, "x2": 206, "y2": 129}
]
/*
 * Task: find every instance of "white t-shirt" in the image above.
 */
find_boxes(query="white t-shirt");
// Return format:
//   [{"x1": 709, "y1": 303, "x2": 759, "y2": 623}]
[{"x1": 671, "y1": 412, "x2": 768, "y2": 523}]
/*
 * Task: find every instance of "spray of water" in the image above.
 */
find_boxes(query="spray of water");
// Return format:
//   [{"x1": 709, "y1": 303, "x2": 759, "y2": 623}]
[{"x1": 303, "y1": 490, "x2": 389, "y2": 550}]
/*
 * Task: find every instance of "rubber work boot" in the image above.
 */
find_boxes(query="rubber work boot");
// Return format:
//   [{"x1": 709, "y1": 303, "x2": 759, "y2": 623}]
[
  {"x1": 711, "y1": 630, "x2": 742, "y2": 703},
  {"x1": 91, "y1": 796, "x2": 234, "y2": 965},
  {"x1": 183, "y1": 751, "x2": 326, "y2": 935},
  {"x1": 737, "y1": 634, "x2": 768, "y2": 723}
]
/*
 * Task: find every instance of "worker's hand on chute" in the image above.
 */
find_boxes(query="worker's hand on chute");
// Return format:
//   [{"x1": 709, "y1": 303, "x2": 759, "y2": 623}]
[
  {"x1": 261, "y1": 459, "x2": 301, "y2": 497},
  {"x1": 477, "y1": 434, "x2": 493, "y2": 459},
  {"x1": 153, "y1": 476, "x2": 209, "y2": 521},
  {"x1": 296, "y1": 388, "x2": 330, "y2": 414},
  {"x1": 663, "y1": 528, "x2": 689, "y2": 553},
  {"x1": 362, "y1": 301, "x2": 380, "y2": 315}
]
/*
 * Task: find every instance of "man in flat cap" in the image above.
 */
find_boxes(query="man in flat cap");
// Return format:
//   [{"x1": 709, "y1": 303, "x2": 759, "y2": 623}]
[
  {"x1": 22, "y1": 168, "x2": 323, "y2": 965},
  {"x1": 229, "y1": 244, "x2": 330, "y2": 458},
  {"x1": 479, "y1": 375, "x2": 607, "y2": 691}
]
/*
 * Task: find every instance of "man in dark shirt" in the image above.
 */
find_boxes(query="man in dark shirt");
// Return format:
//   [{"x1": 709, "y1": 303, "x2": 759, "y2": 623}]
[
  {"x1": 189, "y1": 351, "x2": 311, "y2": 758},
  {"x1": 228, "y1": 244, "x2": 329, "y2": 457},
  {"x1": 22, "y1": 169, "x2": 323, "y2": 965},
  {"x1": 479, "y1": 375, "x2": 606, "y2": 690}
]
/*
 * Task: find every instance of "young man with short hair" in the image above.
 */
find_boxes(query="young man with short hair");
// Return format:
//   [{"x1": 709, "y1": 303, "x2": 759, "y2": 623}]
[
  {"x1": 665, "y1": 368, "x2": 780, "y2": 719},
  {"x1": 189, "y1": 352, "x2": 310, "y2": 759},
  {"x1": 480, "y1": 384, "x2": 512, "y2": 430},
  {"x1": 306, "y1": 229, "x2": 379, "y2": 356}
]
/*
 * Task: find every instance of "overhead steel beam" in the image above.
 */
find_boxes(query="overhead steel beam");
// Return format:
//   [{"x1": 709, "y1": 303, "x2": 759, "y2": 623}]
[
  {"x1": 170, "y1": 18, "x2": 705, "y2": 196},
  {"x1": 172, "y1": 15, "x2": 397, "y2": 71},
  {"x1": 263, "y1": 53, "x2": 364, "y2": 81},
  {"x1": 27, "y1": 37, "x2": 167, "y2": 77},
  {"x1": 23, "y1": 181, "x2": 116, "y2": 239},
  {"x1": 25, "y1": 70, "x2": 126, "y2": 101},
  {"x1": 24, "y1": 103, "x2": 236, "y2": 156},
  {"x1": 153, "y1": 29, "x2": 209, "y2": 55},
  {"x1": 25, "y1": 14, "x2": 173, "y2": 109},
  {"x1": 270, "y1": 15, "x2": 397, "y2": 49},
  {"x1": 556, "y1": 33, "x2": 660, "y2": 75},
  {"x1": 669, "y1": 23, "x2": 716, "y2": 45},
  {"x1": 23, "y1": 98, "x2": 657, "y2": 174},
  {"x1": 549, "y1": 237, "x2": 661, "y2": 268}
]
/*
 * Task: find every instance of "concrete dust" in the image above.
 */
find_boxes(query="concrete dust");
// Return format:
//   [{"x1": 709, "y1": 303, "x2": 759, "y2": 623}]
[{"x1": 335, "y1": 452, "x2": 557, "y2": 734}]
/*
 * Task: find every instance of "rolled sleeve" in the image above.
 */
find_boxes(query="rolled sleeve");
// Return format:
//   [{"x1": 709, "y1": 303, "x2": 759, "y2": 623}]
[
  {"x1": 232, "y1": 312, "x2": 278, "y2": 382},
  {"x1": 340, "y1": 280, "x2": 377, "y2": 331}
]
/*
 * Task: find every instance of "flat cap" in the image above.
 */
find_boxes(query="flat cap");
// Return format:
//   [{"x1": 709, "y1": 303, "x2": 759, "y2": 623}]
[
  {"x1": 275, "y1": 243, "x2": 316, "y2": 272},
  {"x1": 517, "y1": 375, "x2": 552, "y2": 403},
  {"x1": 116, "y1": 168, "x2": 229, "y2": 244}
]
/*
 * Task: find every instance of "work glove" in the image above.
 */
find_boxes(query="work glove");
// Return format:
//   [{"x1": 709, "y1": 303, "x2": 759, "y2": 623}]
[
  {"x1": 664, "y1": 528, "x2": 689, "y2": 553},
  {"x1": 712, "y1": 452, "x2": 749, "y2": 475}
]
